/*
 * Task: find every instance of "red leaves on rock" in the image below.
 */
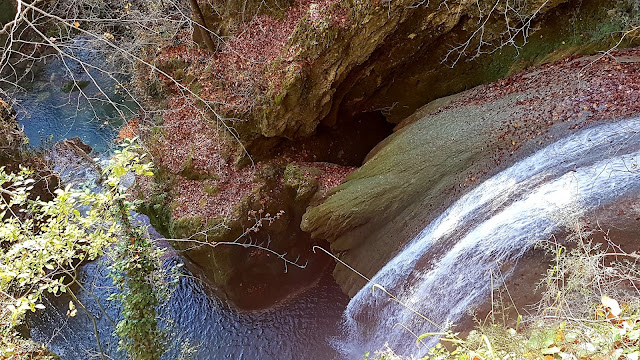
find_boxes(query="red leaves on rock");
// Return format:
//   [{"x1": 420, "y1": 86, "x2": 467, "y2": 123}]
[
  {"x1": 446, "y1": 48, "x2": 640, "y2": 166},
  {"x1": 154, "y1": 0, "x2": 345, "y2": 114},
  {"x1": 171, "y1": 175, "x2": 254, "y2": 219},
  {"x1": 299, "y1": 161, "x2": 356, "y2": 195},
  {"x1": 149, "y1": 96, "x2": 256, "y2": 220}
]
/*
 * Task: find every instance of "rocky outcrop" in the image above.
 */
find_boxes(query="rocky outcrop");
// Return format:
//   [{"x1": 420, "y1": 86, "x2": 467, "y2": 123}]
[
  {"x1": 183, "y1": 0, "x2": 638, "y2": 149},
  {"x1": 148, "y1": 0, "x2": 640, "y2": 160},
  {"x1": 302, "y1": 48, "x2": 640, "y2": 296},
  {"x1": 133, "y1": 157, "x2": 354, "y2": 308}
]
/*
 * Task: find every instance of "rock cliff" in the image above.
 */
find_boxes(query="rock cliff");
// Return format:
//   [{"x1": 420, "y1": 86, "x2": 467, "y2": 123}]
[{"x1": 140, "y1": 0, "x2": 640, "y2": 302}]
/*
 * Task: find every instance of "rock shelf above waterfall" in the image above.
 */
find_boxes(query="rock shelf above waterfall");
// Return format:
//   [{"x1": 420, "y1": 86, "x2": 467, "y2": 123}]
[{"x1": 302, "y1": 47, "x2": 640, "y2": 297}]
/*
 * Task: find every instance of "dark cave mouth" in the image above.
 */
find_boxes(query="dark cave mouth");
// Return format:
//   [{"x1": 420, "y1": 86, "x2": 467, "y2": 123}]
[{"x1": 277, "y1": 110, "x2": 396, "y2": 167}]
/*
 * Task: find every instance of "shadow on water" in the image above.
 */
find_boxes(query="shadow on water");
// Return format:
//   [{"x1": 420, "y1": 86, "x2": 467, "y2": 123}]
[{"x1": 29, "y1": 239, "x2": 350, "y2": 360}]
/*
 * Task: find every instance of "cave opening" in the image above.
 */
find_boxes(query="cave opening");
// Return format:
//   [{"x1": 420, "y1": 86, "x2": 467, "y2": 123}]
[
  {"x1": 280, "y1": 110, "x2": 395, "y2": 167},
  {"x1": 319, "y1": 111, "x2": 396, "y2": 166}
]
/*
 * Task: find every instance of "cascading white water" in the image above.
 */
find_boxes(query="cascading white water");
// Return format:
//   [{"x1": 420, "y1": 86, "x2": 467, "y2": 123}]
[{"x1": 339, "y1": 118, "x2": 640, "y2": 357}]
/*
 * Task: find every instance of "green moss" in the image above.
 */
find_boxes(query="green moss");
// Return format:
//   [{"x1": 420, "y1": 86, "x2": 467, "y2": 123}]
[
  {"x1": 274, "y1": 91, "x2": 286, "y2": 105},
  {"x1": 203, "y1": 183, "x2": 219, "y2": 196},
  {"x1": 179, "y1": 152, "x2": 210, "y2": 180},
  {"x1": 156, "y1": 57, "x2": 187, "y2": 74},
  {"x1": 498, "y1": 0, "x2": 640, "y2": 76},
  {"x1": 145, "y1": 77, "x2": 167, "y2": 100},
  {"x1": 136, "y1": 189, "x2": 171, "y2": 237},
  {"x1": 284, "y1": 163, "x2": 320, "y2": 201},
  {"x1": 60, "y1": 80, "x2": 90, "y2": 93},
  {"x1": 173, "y1": 69, "x2": 185, "y2": 81},
  {"x1": 189, "y1": 81, "x2": 202, "y2": 95},
  {"x1": 169, "y1": 216, "x2": 205, "y2": 240}
]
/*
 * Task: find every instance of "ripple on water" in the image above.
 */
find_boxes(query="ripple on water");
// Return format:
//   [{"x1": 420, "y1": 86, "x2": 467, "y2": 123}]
[{"x1": 30, "y1": 254, "x2": 350, "y2": 360}]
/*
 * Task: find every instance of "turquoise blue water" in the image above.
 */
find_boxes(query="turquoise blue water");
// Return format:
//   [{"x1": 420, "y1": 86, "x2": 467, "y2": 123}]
[{"x1": 7, "y1": 39, "x2": 137, "y2": 153}]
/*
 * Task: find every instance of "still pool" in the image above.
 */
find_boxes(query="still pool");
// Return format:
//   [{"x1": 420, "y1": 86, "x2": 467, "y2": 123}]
[{"x1": 5, "y1": 38, "x2": 137, "y2": 153}]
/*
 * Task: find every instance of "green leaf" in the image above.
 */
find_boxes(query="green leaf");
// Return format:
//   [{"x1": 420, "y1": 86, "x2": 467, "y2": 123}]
[
  {"x1": 528, "y1": 329, "x2": 556, "y2": 350},
  {"x1": 627, "y1": 329, "x2": 640, "y2": 340},
  {"x1": 416, "y1": 332, "x2": 447, "y2": 345}
]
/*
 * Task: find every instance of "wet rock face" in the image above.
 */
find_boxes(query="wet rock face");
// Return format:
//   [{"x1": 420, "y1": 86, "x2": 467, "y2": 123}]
[
  {"x1": 302, "y1": 48, "x2": 640, "y2": 297},
  {"x1": 138, "y1": 160, "x2": 353, "y2": 309},
  {"x1": 175, "y1": 212, "x2": 333, "y2": 311}
]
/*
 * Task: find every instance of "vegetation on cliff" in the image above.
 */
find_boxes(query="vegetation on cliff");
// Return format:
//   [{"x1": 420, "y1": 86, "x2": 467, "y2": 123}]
[
  {"x1": 303, "y1": 47, "x2": 640, "y2": 297},
  {"x1": 129, "y1": 0, "x2": 640, "y2": 307},
  {"x1": 0, "y1": 132, "x2": 169, "y2": 359},
  {"x1": 2, "y1": 0, "x2": 640, "y2": 356}
]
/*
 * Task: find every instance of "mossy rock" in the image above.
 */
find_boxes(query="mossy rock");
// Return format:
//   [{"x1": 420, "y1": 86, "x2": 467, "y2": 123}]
[
  {"x1": 302, "y1": 43, "x2": 640, "y2": 296},
  {"x1": 284, "y1": 163, "x2": 321, "y2": 201},
  {"x1": 203, "y1": 183, "x2": 219, "y2": 196},
  {"x1": 156, "y1": 57, "x2": 187, "y2": 74},
  {"x1": 238, "y1": 0, "x2": 638, "y2": 156}
]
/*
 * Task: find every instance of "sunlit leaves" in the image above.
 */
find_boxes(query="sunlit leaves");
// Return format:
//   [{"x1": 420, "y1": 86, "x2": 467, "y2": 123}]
[{"x1": 0, "y1": 141, "x2": 152, "y2": 329}]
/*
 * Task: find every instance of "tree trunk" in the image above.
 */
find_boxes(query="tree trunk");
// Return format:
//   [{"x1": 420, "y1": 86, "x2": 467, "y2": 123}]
[{"x1": 189, "y1": 0, "x2": 217, "y2": 52}]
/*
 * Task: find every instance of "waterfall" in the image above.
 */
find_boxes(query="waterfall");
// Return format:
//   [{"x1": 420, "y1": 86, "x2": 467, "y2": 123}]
[{"x1": 339, "y1": 118, "x2": 640, "y2": 357}]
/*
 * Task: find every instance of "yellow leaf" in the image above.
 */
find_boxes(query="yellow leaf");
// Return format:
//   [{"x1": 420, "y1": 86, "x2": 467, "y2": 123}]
[
  {"x1": 73, "y1": 21, "x2": 80, "y2": 28},
  {"x1": 66, "y1": 301, "x2": 77, "y2": 317}
]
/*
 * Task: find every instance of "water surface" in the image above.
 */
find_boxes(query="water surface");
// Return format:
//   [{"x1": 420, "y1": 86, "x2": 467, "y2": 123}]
[
  {"x1": 30, "y1": 243, "x2": 350, "y2": 359},
  {"x1": 4, "y1": 38, "x2": 137, "y2": 152}
]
